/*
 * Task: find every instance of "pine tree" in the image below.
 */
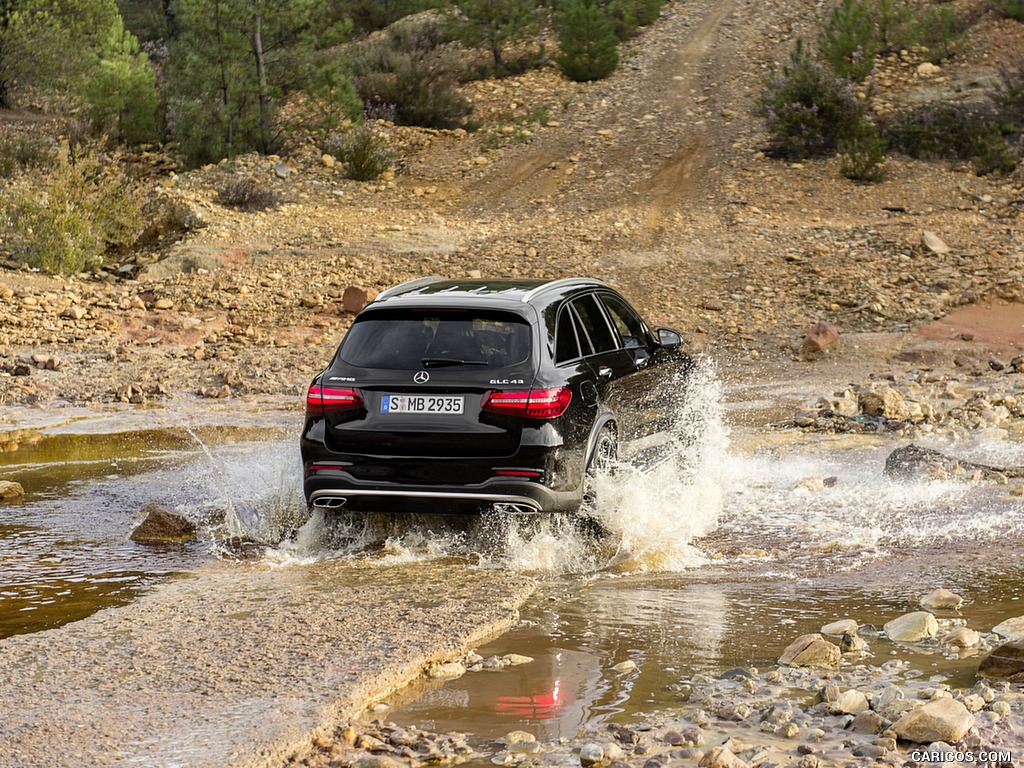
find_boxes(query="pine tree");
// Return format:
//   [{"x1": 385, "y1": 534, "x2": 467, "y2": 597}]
[
  {"x1": 85, "y1": 16, "x2": 160, "y2": 144},
  {"x1": 818, "y1": 0, "x2": 876, "y2": 82},
  {"x1": 167, "y1": 0, "x2": 351, "y2": 165},
  {"x1": 557, "y1": 0, "x2": 619, "y2": 82},
  {"x1": 449, "y1": 0, "x2": 540, "y2": 74}
]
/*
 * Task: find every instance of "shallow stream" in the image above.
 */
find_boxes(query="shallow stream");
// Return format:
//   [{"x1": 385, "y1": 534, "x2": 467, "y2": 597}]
[{"x1": 1, "y1": 367, "x2": 1023, "y2": 755}]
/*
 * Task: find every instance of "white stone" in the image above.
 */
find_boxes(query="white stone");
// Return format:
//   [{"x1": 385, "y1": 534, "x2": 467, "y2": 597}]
[
  {"x1": 611, "y1": 660, "x2": 638, "y2": 673},
  {"x1": 920, "y1": 588, "x2": 964, "y2": 610},
  {"x1": 426, "y1": 661, "x2": 466, "y2": 679},
  {"x1": 821, "y1": 619, "x2": 859, "y2": 636},
  {"x1": 830, "y1": 689, "x2": 870, "y2": 715},
  {"x1": 503, "y1": 654, "x2": 534, "y2": 666},
  {"x1": 884, "y1": 611, "x2": 939, "y2": 642},
  {"x1": 892, "y1": 698, "x2": 975, "y2": 744}
]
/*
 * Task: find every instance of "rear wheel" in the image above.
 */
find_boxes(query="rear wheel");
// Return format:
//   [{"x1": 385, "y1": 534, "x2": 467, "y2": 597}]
[{"x1": 581, "y1": 424, "x2": 617, "y2": 518}]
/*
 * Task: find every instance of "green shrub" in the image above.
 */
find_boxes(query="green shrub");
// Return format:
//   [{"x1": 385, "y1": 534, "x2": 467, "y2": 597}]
[
  {"x1": 352, "y1": 16, "x2": 473, "y2": 129},
  {"x1": 84, "y1": 17, "x2": 161, "y2": 145},
  {"x1": 557, "y1": 0, "x2": 620, "y2": 82},
  {"x1": 914, "y1": 5, "x2": 962, "y2": 62},
  {"x1": 758, "y1": 40, "x2": 870, "y2": 159},
  {"x1": 868, "y1": 0, "x2": 916, "y2": 52},
  {"x1": 292, "y1": 60, "x2": 364, "y2": 140},
  {"x1": 215, "y1": 177, "x2": 281, "y2": 211},
  {"x1": 839, "y1": 122, "x2": 888, "y2": 181},
  {"x1": 882, "y1": 103, "x2": 1015, "y2": 175},
  {"x1": 323, "y1": 123, "x2": 394, "y2": 181},
  {"x1": 818, "y1": 0, "x2": 877, "y2": 81},
  {"x1": 2, "y1": 147, "x2": 143, "y2": 273},
  {"x1": 1002, "y1": 0, "x2": 1024, "y2": 21},
  {"x1": 0, "y1": 134, "x2": 55, "y2": 177},
  {"x1": 596, "y1": 0, "x2": 664, "y2": 40}
]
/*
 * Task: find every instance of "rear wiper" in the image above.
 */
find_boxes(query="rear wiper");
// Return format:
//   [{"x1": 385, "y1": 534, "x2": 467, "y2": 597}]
[{"x1": 421, "y1": 357, "x2": 489, "y2": 367}]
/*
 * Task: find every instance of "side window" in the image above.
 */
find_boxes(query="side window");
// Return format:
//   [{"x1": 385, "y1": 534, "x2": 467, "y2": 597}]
[
  {"x1": 600, "y1": 293, "x2": 649, "y2": 349},
  {"x1": 554, "y1": 305, "x2": 581, "y2": 364},
  {"x1": 572, "y1": 294, "x2": 618, "y2": 354}
]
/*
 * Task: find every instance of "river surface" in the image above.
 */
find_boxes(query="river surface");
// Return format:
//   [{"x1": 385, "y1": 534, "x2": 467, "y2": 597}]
[{"x1": 2, "y1": 365, "x2": 1023, "y2": 756}]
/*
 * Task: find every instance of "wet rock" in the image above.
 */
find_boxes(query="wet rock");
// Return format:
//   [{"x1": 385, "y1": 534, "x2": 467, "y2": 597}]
[
  {"x1": 503, "y1": 653, "x2": 534, "y2": 666},
  {"x1": 830, "y1": 689, "x2": 869, "y2": 715},
  {"x1": 859, "y1": 388, "x2": 909, "y2": 420},
  {"x1": 612, "y1": 660, "x2": 638, "y2": 673},
  {"x1": 991, "y1": 615, "x2": 1024, "y2": 640},
  {"x1": 778, "y1": 634, "x2": 841, "y2": 668},
  {"x1": 698, "y1": 746, "x2": 748, "y2": 768},
  {"x1": 800, "y1": 322, "x2": 841, "y2": 360},
  {"x1": 942, "y1": 626, "x2": 981, "y2": 649},
  {"x1": 821, "y1": 619, "x2": 858, "y2": 636},
  {"x1": 579, "y1": 742, "x2": 605, "y2": 766},
  {"x1": 884, "y1": 611, "x2": 939, "y2": 642},
  {"x1": 841, "y1": 631, "x2": 869, "y2": 653},
  {"x1": 129, "y1": 502, "x2": 197, "y2": 543},
  {"x1": 504, "y1": 730, "x2": 536, "y2": 745},
  {"x1": 884, "y1": 444, "x2": 1024, "y2": 482},
  {"x1": 892, "y1": 698, "x2": 974, "y2": 743},
  {"x1": 0, "y1": 480, "x2": 24, "y2": 500},
  {"x1": 920, "y1": 588, "x2": 964, "y2": 611},
  {"x1": 426, "y1": 661, "x2": 466, "y2": 679},
  {"x1": 977, "y1": 638, "x2": 1024, "y2": 680},
  {"x1": 851, "y1": 710, "x2": 885, "y2": 734},
  {"x1": 352, "y1": 756, "x2": 402, "y2": 768}
]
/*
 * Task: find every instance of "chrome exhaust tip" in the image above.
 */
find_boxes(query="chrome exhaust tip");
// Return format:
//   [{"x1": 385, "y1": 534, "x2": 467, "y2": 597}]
[{"x1": 312, "y1": 497, "x2": 348, "y2": 509}]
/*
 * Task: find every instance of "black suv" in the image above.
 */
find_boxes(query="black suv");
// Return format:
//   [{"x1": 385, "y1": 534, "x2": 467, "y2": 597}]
[{"x1": 301, "y1": 277, "x2": 691, "y2": 515}]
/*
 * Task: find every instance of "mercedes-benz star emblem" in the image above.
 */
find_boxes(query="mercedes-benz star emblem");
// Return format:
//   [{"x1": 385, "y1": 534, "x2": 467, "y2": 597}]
[{"x1": 413, "y1": 371, "x2": 429, "y2": 384}]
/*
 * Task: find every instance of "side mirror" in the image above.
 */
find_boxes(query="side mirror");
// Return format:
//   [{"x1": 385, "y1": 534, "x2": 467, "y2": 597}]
[{"x1": 656, "y1": 328, "x2": 682, "y2": 350}]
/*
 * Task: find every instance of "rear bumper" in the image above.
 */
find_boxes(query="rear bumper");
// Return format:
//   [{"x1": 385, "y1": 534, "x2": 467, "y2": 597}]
[{"x1": 303, "y1": 472, "x2": 581, "y2": 514}]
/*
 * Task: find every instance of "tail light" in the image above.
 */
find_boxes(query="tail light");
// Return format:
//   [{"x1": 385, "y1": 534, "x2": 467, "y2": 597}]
[
  {"x1": 306, "y1": 384, "x2": 363, "y2": 415},
  {"x1": 482, "y1": 387, "x2": 572, "y2": 419}
]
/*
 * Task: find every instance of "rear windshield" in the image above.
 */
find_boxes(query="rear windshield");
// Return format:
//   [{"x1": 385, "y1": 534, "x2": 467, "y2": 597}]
[{"x1": 338, "y1": 309, "x2": 532, "y2": 370}]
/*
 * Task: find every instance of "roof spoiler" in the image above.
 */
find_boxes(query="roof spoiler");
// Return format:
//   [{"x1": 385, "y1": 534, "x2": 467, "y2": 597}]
[{"x1": 373, "y1": 276, "x2": 446, "y2": 302}]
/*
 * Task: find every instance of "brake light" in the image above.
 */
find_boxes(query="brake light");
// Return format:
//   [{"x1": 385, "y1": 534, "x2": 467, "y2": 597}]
[
  {"x1": 482, "y1": 387, "x2": 572, "y2": 419},
  {"x1": 306, "y1": 385, "x2": 363, "y2": 414}
]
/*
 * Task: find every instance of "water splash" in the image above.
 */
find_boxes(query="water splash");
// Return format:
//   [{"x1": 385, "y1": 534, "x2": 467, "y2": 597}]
[{"x1": 272, "y1": 359, "x2": 729, "y2": 575}]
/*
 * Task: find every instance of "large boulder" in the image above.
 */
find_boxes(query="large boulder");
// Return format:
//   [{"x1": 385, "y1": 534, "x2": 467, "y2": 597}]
[
  {"x1": 884, "y1": 611, "x2": 939, "y2": 642},
  {"x1": 130, "y1": 503, "x2": 197, "y2": 543},
  {"x1": 991, "y1": 615, "x2": 1024, "y2": 640},
  {"x1": 892, "y1": 698, "x2": 974, "y2": 744},
  {"x1": 778, "y1": 634, "x2": 841, "y2": 668},
  {"x1": 920, "y1": 588, "x2": 964, "y2": 611},
  {"x1": 977, "y1": 638, "x2": 1024, "y2": 681}
]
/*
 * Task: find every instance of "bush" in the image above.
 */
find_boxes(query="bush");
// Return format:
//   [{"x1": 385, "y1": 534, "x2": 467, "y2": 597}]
[
  {"x1": 2, "y1": 147, "x2": 143, "y2": 273},
  {"x1": 1002, "y1": 0, "x2": 1024, "y2": 21},
  {"x1": 758, "y1": 40, "x2": 870, "y2": 159},
  {"x1": 215, "y1": 177, "x2": 281, "y2": 211},
  {"x1": 839, "y1": 122, "x2": 888, "y2": 181},
  {"x1": 323, "y1": 123, "x2": 394, "y2": 181},
  {"x1": 291, "y1": 60, "x2": 364, "y2": 140},
  {"x1": 596, "y1": 0, "x2": 664, "y2": 40},
  {"x1": 882, "y1": 103, "x2": 1015, "y2": 174},
  {"x1": 352, "y1": 17, "x2": 473, "y2": 129},
  {"x1": 914, "y1": 5, "x2": 962, "y2": 62},
  {"x1": 557, "y1": 0, "x2": 620, "y2": 82},
  {"x1": 818, "y1": 0, "x2": 877, "y2": 81},
  {"x1": 0, "y1": 134, "x2": 55, "y2": 178}
]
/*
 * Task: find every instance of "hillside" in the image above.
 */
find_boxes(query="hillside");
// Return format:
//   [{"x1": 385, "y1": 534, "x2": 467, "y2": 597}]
[{"x1": 1, "y1": 0, "x2": 1023, "y2": 407}]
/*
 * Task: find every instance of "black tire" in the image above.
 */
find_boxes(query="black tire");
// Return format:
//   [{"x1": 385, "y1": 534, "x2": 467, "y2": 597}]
[{"x1": 581, "y1": 424, "x2": 617, "y2": 517}]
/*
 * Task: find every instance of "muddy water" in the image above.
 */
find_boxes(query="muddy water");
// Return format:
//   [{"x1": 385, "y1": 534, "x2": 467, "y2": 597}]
[{"x1": 2, "y1": 373, "x2": 1023, "y2": 755}]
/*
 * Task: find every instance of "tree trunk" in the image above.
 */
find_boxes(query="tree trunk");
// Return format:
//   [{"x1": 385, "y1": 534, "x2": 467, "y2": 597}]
[{"x1": 252, "y1": 11, "x2": 273, "y2": 155}]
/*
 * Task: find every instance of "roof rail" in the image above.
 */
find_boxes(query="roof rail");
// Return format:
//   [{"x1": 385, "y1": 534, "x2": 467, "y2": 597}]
[
  {"x1": 373, "y1": 276, "x2": 446, "y2": 302},
  {"x1": 520, "y1": 277, "x2": 606, "y2": 303}
]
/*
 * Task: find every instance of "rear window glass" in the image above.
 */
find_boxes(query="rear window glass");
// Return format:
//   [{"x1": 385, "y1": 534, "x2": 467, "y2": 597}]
[{"x1": 338, "y1": 309, "x2": 532, "y2": 370}]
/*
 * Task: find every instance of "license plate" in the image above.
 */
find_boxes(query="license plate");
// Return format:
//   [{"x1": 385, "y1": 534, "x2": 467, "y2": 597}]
[{"x1": 381, "y1": 394, "x2": 464, "y2": 414}]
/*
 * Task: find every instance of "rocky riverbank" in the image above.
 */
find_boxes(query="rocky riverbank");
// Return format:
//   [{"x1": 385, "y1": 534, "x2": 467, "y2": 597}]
[{"x1": 286, "y1": 601, "x2": 1024, "y2": 768}]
